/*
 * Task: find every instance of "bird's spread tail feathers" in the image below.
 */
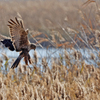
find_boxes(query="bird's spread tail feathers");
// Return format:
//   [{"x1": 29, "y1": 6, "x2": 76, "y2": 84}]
[{"x1": 11, "y1": 52, "x2": 24, "y2": 69}]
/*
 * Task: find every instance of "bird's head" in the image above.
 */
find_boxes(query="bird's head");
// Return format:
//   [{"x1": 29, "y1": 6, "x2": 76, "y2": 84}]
[
  {"x1": 30, "y1": 43, "x2": 36, "y2": 50},
  {"x1": 25, "y1": 29, "x2": 29, "y2": 34}
]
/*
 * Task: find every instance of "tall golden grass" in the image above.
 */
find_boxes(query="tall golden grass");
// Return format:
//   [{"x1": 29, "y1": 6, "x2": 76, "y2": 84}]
[{"x1": 0, "y1": 49, "x2": 100, "y2": 99}]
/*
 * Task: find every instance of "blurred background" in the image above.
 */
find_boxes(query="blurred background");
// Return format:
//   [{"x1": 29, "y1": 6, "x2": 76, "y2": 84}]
[{"x1": 0, "y1": 0, "x2": 100, "y2": 48}]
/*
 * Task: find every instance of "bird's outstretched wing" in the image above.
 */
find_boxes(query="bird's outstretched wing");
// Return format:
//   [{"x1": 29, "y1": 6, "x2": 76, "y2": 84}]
[
  {"x1": 1, "y1": 39, "x2": 15, "y2": 51},
  {"x1": 0, "y1": 34, "x2": 15, "y2": 51},
  {"x1": 8, "y1": 17, "x2": 29, "y2": 51}
]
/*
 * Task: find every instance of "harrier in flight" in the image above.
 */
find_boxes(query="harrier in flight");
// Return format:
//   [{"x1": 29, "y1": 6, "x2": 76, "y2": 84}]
[{"x1": 0, "y1": 17, "x2": 36, "y2": 68}]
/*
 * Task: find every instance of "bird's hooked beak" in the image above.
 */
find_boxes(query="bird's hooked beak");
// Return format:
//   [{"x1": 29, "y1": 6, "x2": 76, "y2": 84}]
[{"x1": 30, "y1": 43, "x2": 36, "y2": 50}]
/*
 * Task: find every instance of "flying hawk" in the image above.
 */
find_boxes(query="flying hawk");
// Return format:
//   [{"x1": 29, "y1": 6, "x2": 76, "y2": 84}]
[{"x1": 0, "y1": 17, "x2": 36, "y2": 68}]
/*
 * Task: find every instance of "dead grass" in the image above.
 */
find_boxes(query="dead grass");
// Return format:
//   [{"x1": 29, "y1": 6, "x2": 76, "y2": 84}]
[{"x1": 0, "y1": 49, "x2": 100, "y2": 100}]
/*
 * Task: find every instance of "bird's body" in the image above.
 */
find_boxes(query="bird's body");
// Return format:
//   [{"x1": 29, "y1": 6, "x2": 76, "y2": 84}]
[{"x1": 0, "y1": 17, "x2": 36, "y2": 68}]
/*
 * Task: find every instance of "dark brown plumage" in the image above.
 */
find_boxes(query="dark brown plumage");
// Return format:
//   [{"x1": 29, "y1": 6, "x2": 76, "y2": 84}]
[{"x1": 0, "y1": 17, "x2": 36, "y2": 68}]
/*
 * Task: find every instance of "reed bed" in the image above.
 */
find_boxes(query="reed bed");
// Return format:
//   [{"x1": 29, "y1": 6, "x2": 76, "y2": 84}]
[
  {"x1": 0, "y1": 0, "x2": 100, "y2": 100},
  {"x1": 0, "y1": 48, "x2": 100, "y2": 100}
]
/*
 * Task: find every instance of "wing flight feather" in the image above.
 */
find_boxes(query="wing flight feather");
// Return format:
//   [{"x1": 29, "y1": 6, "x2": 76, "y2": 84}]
[{"x1": 8, "y1": 17, "x2": 29, "y2": 51}]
